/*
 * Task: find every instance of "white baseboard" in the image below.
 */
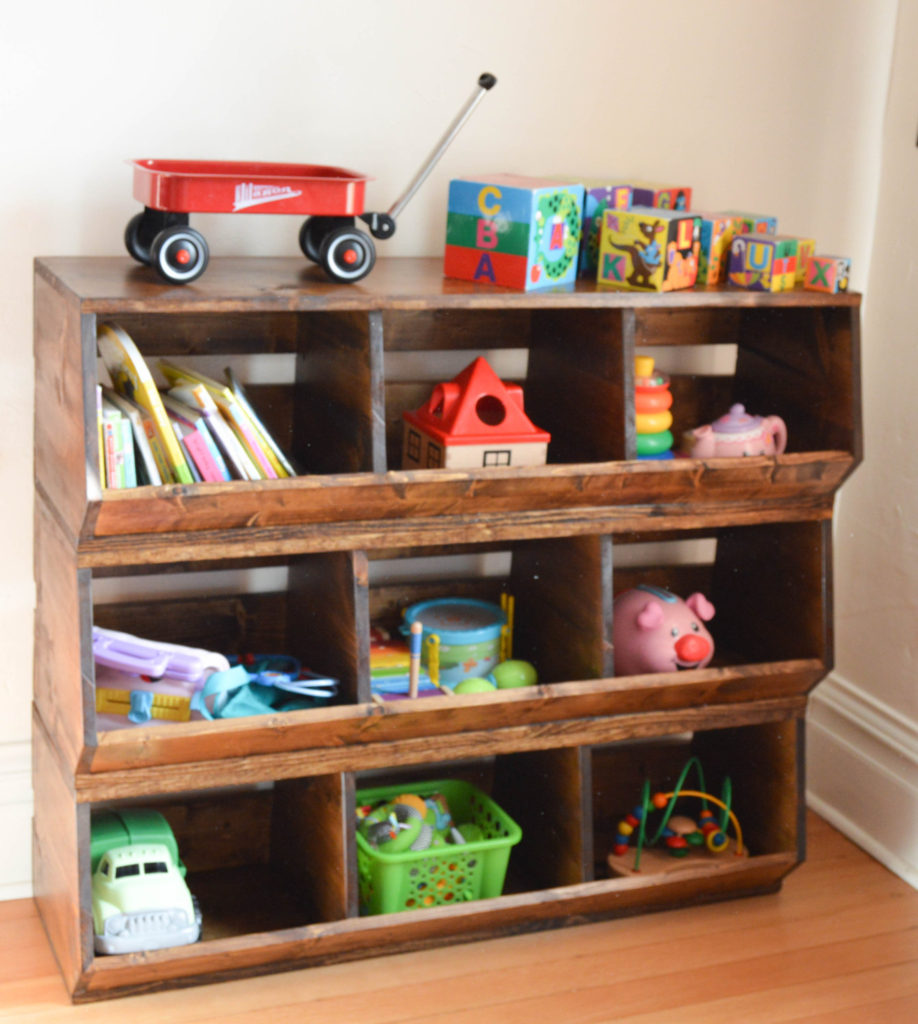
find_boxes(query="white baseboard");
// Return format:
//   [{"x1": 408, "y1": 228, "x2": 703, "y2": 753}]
[
  {"x1": 0, "y1": 741, "x2": 33, "y2": 900},
  {"x1": 807, "y1": 673, "x2": 918, "y2": 889}
]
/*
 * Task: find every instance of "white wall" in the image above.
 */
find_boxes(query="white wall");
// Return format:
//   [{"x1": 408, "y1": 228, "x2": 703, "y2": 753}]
[
  {"x1": 0, "y1": 0, "x2": 900, "y2": 897},
  {"x1": 807, "y1": 0, "x2": 918, "y2": 887}
]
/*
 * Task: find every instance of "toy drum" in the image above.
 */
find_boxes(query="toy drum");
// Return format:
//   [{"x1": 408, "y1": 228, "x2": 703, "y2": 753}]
[{"x1": 402, "y1": 598, "x2": 506, "y2": 686}]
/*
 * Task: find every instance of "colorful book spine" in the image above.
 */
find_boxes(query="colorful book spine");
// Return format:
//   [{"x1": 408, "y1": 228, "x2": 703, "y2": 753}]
[{"x1": 158, "y1": 361, "x2": 278, "y2": 480}]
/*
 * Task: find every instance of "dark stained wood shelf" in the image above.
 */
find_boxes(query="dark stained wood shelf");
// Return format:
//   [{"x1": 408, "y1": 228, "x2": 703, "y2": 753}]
[{"x1": 32, "y1": 257, "x2": 862, "y2": 1000}]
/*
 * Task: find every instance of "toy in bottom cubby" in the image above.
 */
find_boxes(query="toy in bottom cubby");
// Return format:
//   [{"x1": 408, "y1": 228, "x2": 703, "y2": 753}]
[
  {"x1": 607, "y1": 757, "x2": 747, "y2": 877},
  {"x1": 444, "y1": 174, "x2": 585, "y2": 290}
]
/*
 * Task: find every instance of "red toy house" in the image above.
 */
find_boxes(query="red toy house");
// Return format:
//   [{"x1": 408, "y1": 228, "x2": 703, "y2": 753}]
[{"x1": 401, "y1": 357, "x2": 550, "y2": 470}]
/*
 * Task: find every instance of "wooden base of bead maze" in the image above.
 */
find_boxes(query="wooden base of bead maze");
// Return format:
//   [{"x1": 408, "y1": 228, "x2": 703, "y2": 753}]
[{"x1": 607, "y1": 840, "x2": 748, "y2": 878}]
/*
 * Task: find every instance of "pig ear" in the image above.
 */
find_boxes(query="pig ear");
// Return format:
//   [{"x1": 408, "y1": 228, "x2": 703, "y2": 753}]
[
  {"x1": 636, "y1": 600, "x2": 664, "y2": 630},
  {"x1": 685, "y1": 592, "x2": 715, "y2": 621}
]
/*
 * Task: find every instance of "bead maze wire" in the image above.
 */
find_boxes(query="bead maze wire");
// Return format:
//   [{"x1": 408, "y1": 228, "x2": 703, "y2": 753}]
[{"x1": 616, "y1": 756, "x2": 744, "y2": 871}]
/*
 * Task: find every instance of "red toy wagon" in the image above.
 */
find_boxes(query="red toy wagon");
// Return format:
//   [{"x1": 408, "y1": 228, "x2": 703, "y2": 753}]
[{"x1": 124, "y1": 74, "x2": 496, "y2": 285}]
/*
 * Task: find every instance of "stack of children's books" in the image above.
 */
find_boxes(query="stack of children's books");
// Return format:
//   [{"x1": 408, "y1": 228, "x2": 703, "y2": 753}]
[{"x1": 96, "y1": 321, "x2": 295, "y2": 488}]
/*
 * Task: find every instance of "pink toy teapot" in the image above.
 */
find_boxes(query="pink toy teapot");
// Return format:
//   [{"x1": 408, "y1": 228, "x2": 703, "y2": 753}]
[{"x1": 685, "y1": 404, "x2": 787, "y2": 458}]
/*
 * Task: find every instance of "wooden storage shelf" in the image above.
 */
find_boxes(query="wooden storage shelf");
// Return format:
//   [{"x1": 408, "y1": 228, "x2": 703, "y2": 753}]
[{"x1": 33, "y1": 257, "x2": 861, "y2": 1000}]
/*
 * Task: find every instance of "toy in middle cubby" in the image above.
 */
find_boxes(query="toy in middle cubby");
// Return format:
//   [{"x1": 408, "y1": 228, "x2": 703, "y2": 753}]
[
  {"x1": 634, "y1": 356, "x2": 674, "y2": 460},
  {"x1": 608, "y1": 756, "x2": 746, "y2": 874},
  {"x1": 612, "y1": 584, "x2": 715, "y2": 676},
  {"x1": 597, "y1": 208, "x2": 701, "y2": 292},
  {"x1": 92, "y1": 625, "x2": 338, "y2": 727},
  {"x1": 444, "y1": 174, "x2": 585, "y2": 290},
  {"x1": 372, "y1": 592, "x2": 537, "y2": 699}
]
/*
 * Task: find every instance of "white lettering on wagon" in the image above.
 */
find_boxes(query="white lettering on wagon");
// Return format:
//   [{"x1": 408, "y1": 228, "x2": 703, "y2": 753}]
[{"x1": 233, "y1": 183, "x2": 303, "y2": 211}]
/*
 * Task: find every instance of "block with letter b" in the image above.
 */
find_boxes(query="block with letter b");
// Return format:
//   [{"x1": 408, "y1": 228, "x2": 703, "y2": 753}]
[{"x1": 444, "y1": 174, "x2": 584, "y2": 290}]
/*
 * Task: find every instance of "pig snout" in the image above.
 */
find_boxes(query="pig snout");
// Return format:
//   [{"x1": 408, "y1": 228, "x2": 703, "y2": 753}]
[{"x1": 675, "y1": 632, "x2": 711, "y2": 665}]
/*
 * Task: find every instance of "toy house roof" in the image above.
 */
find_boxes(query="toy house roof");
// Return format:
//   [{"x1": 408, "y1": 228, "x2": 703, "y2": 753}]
[{"x1": 403, "y1": 356, "x2": 551, "y2": 446}]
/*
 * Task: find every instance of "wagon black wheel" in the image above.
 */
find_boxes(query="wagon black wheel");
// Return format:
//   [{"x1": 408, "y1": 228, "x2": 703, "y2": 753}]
[
  {"x1": 124, "y1": 213, "x2": 153, "y2": 264},
  {"x1": 124, "y1": 209, "x2": 189, "y2": 265},
  {"x1": 150, "y1": 225, "x2": 209, "y2": 284},
  {"x1": 299, "y1": 216, "x2": 353, "y2": 263},
  {"x1": 319, "y1": 226, "x2": 376, "y2": 283}
]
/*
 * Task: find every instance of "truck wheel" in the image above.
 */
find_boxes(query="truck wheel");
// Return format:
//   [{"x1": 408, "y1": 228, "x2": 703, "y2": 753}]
[
  {"x1": 150, "y1": 226, "x2": 210, "y2": 284},
  {"x1": 299, "y1": 216, "x2": 353, "y2": 263},
  {"x1": 320, "y1": 227, "x2": 376, "y2": 283}
]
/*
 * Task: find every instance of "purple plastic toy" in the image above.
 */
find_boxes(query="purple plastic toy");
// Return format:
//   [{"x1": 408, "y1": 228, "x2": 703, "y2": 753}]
[{"x1": 612, "y1": 584, "x2": 716, "y2": 675}]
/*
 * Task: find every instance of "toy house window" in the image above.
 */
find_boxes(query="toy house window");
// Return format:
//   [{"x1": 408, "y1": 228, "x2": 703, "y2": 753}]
[
  {"x1": 426, "y1": 443, "x2": 442, "y2": 468},
  {"x1": 483, "y1": 449, "x2": 511, "y2": 466},
  {"x1": 406, "y1": 430, "x2": 421, "y2": 462}
]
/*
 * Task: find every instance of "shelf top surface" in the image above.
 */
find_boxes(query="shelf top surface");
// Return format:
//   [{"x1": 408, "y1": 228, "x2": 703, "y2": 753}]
[{"x1": 36, "y1": 256, "x2": 862, "y2": 314}]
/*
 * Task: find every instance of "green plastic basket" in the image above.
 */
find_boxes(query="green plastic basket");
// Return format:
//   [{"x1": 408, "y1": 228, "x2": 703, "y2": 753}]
[{"x1": 356, "y1": 779, "x2": 522, "y2": 915}]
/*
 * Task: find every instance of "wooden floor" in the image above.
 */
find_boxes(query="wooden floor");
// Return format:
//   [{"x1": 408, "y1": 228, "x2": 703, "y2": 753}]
[{"x1": 3, "y1": 813, "x2": 917, "y2": 1023}]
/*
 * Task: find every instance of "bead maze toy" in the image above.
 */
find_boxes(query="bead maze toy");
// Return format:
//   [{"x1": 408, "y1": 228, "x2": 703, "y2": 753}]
[
  {"x1": 124, "y1": 73, "x2": 496, "y2": 285},
  {"x1": 608, "y1": 757, "x2": 746, "y2": 875}
]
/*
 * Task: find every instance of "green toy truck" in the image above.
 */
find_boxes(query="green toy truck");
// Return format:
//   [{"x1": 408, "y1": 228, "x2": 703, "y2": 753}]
[{"x1": 90, "y1": 809, "x2": 200, "y2": 954}]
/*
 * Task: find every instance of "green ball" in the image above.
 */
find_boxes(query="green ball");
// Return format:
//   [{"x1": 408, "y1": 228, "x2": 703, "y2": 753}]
[
  {"x1": 452, "y1": 677, "x2": 496, "y2": 694},
  {"x1": 491, "y1": 659, "x2": 538, "y2": 689}
]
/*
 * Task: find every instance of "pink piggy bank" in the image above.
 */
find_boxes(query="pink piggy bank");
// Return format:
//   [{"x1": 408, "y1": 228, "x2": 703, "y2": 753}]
[{"x1": 613, "y1": 584, "x2": 715, "y2": 675}]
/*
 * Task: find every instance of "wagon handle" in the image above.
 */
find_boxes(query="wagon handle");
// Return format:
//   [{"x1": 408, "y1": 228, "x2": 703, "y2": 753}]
[{"x1": 385, "y1": 72, "x2": 497, "y2": 226}]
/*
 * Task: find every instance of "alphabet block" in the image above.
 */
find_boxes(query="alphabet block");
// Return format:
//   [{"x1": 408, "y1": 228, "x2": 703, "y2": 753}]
[
  {"x1": 696, "y1": 214, "x2": 736, "y2": 286},
  {"x1": 722, "y1": 211, "x2": 779, "y2": 235},
  {"x1": 630, "y1": 183, "x2": 693, "y2": 211},
  {"x1": 578, "y1": 183, "x2": 632, "y2": 276},
  {"x1": 444, "y1": 175, "x2": 585, "y2": 290},
  {"x1": 728, "y1": 234, "x2": 799, "y2": 292},
  {"x1": 804, "y1": 254, "x2": 850, "y2": 293},
  {"x1": 793, "y1": 237, "x2": 817, "y2": 284},
  {"x1": 597, "y1": 207, "x2": 701, "y2": 292}
]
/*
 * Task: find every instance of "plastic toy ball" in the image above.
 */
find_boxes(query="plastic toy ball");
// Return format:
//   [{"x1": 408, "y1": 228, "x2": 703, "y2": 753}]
[
  {"x1": 491, "y1": 660, "x2": 538, "y2": 688},
  {"x1": 452, "y1": 677, "x2": 496, "y2": 694}
]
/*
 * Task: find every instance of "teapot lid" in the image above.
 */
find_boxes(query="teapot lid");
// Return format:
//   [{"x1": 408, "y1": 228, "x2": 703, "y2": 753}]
[{"x1": 713, "y1": 403, "x2": 763, "y2": 434}]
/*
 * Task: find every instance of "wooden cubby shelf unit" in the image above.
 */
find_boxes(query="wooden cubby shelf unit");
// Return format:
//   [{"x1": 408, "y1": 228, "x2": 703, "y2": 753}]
[{"x1": 32, "y1": 257, "x2": 861, "y2": 1000}]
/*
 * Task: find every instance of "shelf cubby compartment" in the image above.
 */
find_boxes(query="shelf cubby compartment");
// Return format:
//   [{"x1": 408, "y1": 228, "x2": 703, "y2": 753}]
[
  {"x1": 612, "y1": 518, "x2": 833, "y2": 684},
  {"x1": 591, "y1": 718, "x2": 803, "y2": 899},
  {"x1": 630, "y1": 301, "x2": 861, "y2": 462},
  {"x1": 35, "y1": 258, "x2": 861, "y2": 558},
  {"x1": 33, "y1": 533, "x2": 367, "y2": 775}
]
